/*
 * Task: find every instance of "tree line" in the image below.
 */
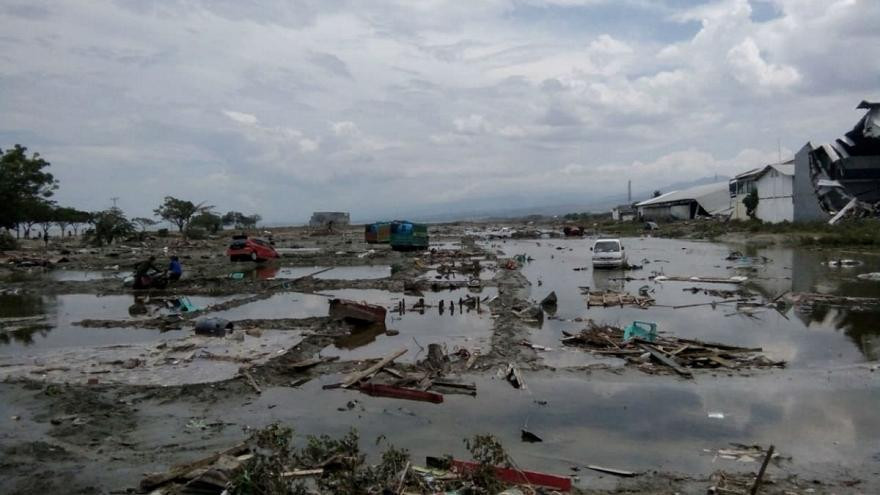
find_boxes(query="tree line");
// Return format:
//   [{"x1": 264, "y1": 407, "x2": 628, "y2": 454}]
[{"x1": 1, "y1": 144, "x2": 262, "y2": 247}]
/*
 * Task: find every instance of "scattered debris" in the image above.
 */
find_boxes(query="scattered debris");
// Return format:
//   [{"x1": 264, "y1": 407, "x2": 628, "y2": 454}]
[
  {"x1": 328, "y1": 298, "x2": 387, "y2": 324},
  {"x1": 585, "y1": 289, "x2": 654, "y2": 308},
  {"x1": 505, "y1": 363, "x2": 526, "y2": 389},
  {"x1": 561, "y1": 321, "x2": 783, "y2": 375},
  {"x1": 194, "y1": 317, "x2": 233, "y2": 337}
]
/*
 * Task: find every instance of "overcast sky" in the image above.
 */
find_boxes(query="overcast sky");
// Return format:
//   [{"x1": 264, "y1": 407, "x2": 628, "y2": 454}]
[{"x1": 1, "y1": 0, "x2": 878, "y2": 223}]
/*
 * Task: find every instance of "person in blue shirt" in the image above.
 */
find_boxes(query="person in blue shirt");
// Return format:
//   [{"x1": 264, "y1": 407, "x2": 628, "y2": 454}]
[{"x1": 168, "y1": 256, "x2": 183, "y2": 281}]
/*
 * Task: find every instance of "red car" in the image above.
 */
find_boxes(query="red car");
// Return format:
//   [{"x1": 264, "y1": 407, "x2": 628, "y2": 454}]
[{"x1": 226, "y1": 235, "x2": 279, "y2": 262}]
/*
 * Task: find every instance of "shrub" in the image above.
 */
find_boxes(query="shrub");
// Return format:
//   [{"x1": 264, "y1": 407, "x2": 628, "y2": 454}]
[{"x1": 0, "y1": 231, "x2": 18, "y2": 251}]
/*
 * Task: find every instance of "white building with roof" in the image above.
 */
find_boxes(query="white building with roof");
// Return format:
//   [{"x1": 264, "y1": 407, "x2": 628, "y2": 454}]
[
  {"x1": 729, "y1": 161, "x2": 794, "y2": 223},
  {"x1": 635, "y1": 182, "x2": 731, "y2": 220}
]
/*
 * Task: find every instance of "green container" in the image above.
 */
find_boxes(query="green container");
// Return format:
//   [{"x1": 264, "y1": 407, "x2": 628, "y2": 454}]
[
  {"x1": 623, "y1": 321, "x2": 657, "y2": 342},
  {"x1": 390, "y1": 221, "x2": 429, "y2": 251}
]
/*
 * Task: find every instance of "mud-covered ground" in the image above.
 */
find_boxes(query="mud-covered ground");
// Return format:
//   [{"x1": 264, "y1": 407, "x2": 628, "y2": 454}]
[{"x1": 1, "y1": 222, "x2": 878, "y2": 494}]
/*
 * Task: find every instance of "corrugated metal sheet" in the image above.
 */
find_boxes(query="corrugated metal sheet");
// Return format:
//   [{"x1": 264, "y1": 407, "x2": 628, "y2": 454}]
[{"x1": 635, "y1": 182, "x2": 731, "y2": 215}]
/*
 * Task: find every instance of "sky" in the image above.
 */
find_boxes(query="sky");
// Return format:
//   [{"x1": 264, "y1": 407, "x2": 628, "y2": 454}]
[{"x1": 1, "y1": 0, "x2": 878, "y2": 223}]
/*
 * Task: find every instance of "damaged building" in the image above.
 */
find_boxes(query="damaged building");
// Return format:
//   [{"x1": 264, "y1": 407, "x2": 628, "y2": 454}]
[
  {"x1": 309, "y1": 211, "x2": 350, "y2": 229},
  {"x1": 794, "y1": 101, "x2": 880, "y2": 223},
  {"x1": 635, "y1": 182, "x2": 731, "y2": 220},
  {"x1": 729, "y1": 161, "x2": 795, "y2": 223}
]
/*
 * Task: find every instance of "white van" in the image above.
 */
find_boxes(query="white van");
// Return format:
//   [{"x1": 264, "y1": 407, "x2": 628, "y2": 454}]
[{"x1": 591, "y1": 238, "x2": 626, "y2": 268}]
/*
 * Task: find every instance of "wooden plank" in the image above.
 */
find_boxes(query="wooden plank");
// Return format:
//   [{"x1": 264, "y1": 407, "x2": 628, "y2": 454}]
[
  {"x1": 240, "y1": 369, "x2": 262, "y2": 394},
  {"x1": 707, "y1": 354, "x2": 737, "y2": 368},
  {"x1": 675, "y1": 338, "x2": 761, "y2": 352},
  {"x1": 140, "y1": 442, "x2": 249, "y2": 490},
  {"x1": 750, "y1": 445, "x2": 775, "y2": 495},
  {"x1": 281, "y1": 468, "x2": 324, "y2": 478},
  {"x1": 639, "y1": 344, "x2": 692, "y2": 378},
  {"x1": 287, "y1": 356, "x2": 339, "y2": 370},
  {"x1": 341, "y1": 348, "x2": 408, "y2": 388},
  {"x1": 430, "y1": 380, "x2": 477, "y2": 391},
  {"x1": 586, "y1": 465, "x2": 637, "y2": 477},
  {"x1": 357, "y1": 383, "x2": 444, "y2": 403}
]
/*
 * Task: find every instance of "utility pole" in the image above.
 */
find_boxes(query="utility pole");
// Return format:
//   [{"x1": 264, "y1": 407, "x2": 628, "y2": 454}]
[
  {"x1": 110, "y1": 197, "x2": 120, "y2": 209},
  {"x1": 627, "y1": 180, "x2": 631, "y2": 203}
]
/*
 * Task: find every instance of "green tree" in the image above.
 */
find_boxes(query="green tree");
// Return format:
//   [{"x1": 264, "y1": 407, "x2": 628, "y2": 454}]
[
  {"x1": 153, "y1": 196, "x2": 212, "y2": 236},
  {"x1": 68, "y1": 209, "x2": 92, "y2": 236},
  {"x1": 240, "y1": 214, "x2": 262, "y2": 229},
  {"x1": 743, "y1": 189, "x2": 760, "y2": 219},
  {"x1": 53, "y1": 206, "x2": 88, "y2": 237},
  {"x1": 87, "y1": 208, "x2": 134, "y2": 246},
  {"x1": 19, "y1": 199, "x2": 54, "y2": 238},
  {"x1": 190, "y1": 211, "x2": 222, "y2": 233},
  {"x1": 0, "y1": 145, "x2": 58, "y2": 233},
  {"x1": 222, "y1": 211, "x2": 244, "y2": 229},
  {"x1": 132, "y1": 217, "x2": 157, "y2": 232}
]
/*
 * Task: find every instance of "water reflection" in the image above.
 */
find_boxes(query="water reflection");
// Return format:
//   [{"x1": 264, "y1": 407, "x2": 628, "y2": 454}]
[
  {"x1": 234, "y1": 264, "x2": 392, "y2": 281},
  {"x1": 0, "y1": 293, "x2": 232, "y2": 353},
  {"x1": 489, "y1": 238, "x2": 880, "y2": 365}
]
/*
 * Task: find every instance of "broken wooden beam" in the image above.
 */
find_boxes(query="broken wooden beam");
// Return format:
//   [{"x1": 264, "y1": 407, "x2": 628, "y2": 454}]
[
  {"x1": 430, "y1": 380, "x2": 477, "y2": 391},
  {"x1": 586, "y1": 464, "x2": 637, "y2": 477},
  {"x1": 357, "y1": 383, "x2": 444, "y2": 403},
  {"x1": 140, "y1": 442, "x2": 250, "y2": 491},
  {"x1": 341, "y1": 348, "x2": 407, "y2": 388},
  {"x1": 638, "y1": 343, "x2": 692, "y2": 378},
  {"x1": 286, "y1": 355, "x2": 339, "y2": 371},
  {"x1": 750, "y1": 445, "x2": 775, "y2": 495}
]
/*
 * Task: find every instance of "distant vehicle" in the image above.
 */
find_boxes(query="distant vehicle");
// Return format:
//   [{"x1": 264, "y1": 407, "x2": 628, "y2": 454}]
[
  {"x1": 591, "y1": 238, "x2": 626, "y2": 268},
  {"x1": 365, "y1": 222, "x2": 391, "y2": 244},
  {"x1": 226, "y1": 234, "x2": 279, "y2": 262},
  {"x1": 390, "y1": 221, "x2": 429, "y2": 251},
  {"x1": 644, "y1": 221, "x2": 659, "y2": 231}
]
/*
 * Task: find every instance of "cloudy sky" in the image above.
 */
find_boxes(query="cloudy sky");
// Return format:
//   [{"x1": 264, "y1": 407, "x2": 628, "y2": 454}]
[{"x1": 1, "y1": 0, "x2": 878, "y2": 222}]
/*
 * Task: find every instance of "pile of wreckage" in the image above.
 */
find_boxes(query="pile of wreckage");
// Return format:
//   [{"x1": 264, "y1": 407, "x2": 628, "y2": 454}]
[
  {"x1": 561, "y1": 321, "x2": 784, "y2": 377},
  {"x1": 139, "y1": 426, "x2": 575, "y2": 494},
  {"x1": 321, "y1": 342, "x2": 480, "y2": 404},
  {"x1": 807, "y1": 100, "x2": 880, "y2": 222}
]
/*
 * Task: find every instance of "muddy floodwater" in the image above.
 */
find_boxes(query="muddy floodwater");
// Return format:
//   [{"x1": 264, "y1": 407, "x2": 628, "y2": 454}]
[
  {"x1": 488, "y1": 237, "x2": 880, "y2": 367},
  {"x1": 1, "y1": 229, "x2": 879, "y2": 494}
]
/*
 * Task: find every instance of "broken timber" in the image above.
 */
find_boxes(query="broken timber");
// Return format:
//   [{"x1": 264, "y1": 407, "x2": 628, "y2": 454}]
[
  {"x1": 586, "y1": 464, "x2": 637, "y2": 477},
  {"x1": 638, "y1": 343, "x2": 693, "y2": 378},
  {"x1": 341, "y1": 348, "x2": 407, "y2": 388},
  {"x1": 586, "y1": 290, "x2": 654, "y2": 309},
  {"x1": 357, "y1": 383, "x2": 444, "y2": 403},
  {"x1": 140, "y1": 442, "x2": 250, "y2": 491}
]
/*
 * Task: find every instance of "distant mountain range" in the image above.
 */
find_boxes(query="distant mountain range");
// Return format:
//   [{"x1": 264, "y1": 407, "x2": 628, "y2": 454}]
[{"x1": 354, "y1": 175, "x2": 729, "y2": 223}]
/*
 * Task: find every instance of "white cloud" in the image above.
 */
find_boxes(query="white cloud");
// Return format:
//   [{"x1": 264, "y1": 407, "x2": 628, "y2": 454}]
[
  {"x1": 727, "y1": 37, "x2": 800, "y2": 90},
  {"x1": 0, "y1": 0, "x2": 877, "y2": 220},
  {"x1": 222, "y1": 110, "x2": 259, "y2": 126}
]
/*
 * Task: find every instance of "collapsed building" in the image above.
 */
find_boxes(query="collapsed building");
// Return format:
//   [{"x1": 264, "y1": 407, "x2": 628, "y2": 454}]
[
  {"x1": 635, "y1": 182, "x2": 731, "y2": 220},
  {"x1": 794, "y1": 101, "x2": 880, "y2": 222}
]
